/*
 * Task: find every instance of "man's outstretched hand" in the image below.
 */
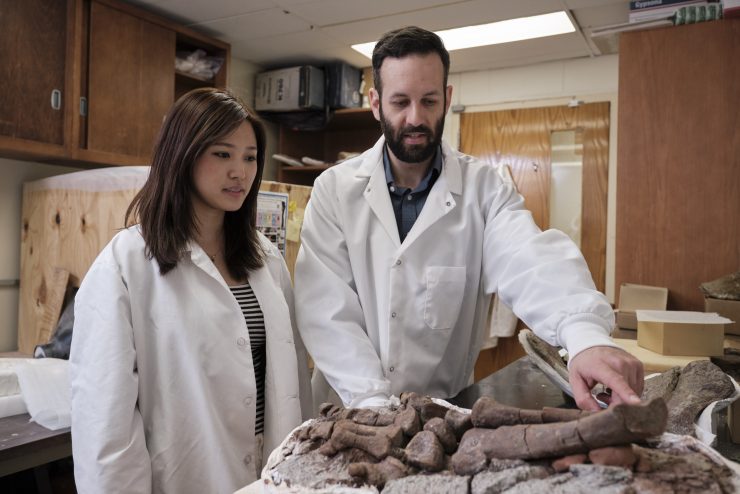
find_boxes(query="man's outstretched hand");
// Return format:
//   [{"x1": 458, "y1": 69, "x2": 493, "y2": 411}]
[{"x1": 568, "y1": 346, "x2": 644, "y2": 411}]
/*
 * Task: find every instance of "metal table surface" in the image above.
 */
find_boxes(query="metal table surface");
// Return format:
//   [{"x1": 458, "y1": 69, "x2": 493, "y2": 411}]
[{"x1": 448, "y1": 356, "x2": 575, "y2": 410}]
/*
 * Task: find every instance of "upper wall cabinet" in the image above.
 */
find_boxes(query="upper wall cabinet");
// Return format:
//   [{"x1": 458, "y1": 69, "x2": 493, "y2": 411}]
[
  {"x1": 85, "y1": 1, "x2": 175, "y2": 161},
  {"x1": 0, "y1": 0, "x2": 230, "y2": 167},
  {"x1": 0, "y1": 0, "x2": 69, "y2": 159}
]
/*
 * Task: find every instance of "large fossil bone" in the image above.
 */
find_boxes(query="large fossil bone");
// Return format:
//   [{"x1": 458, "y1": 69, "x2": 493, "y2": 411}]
[{"x1": 452, "y1": 398, "x2": 667, "y2": 474}]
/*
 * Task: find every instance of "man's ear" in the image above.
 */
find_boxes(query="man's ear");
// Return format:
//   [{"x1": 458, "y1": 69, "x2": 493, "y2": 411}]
[{"x1": 369, "y1": 87, "x2": 381, "y2": 121}]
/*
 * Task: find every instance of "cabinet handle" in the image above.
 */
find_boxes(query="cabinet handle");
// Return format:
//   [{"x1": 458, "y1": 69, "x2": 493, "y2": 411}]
[
  {"x1": 79, "y1": 97, "x2": 88, "y2": 117},
  {"x1": 50, "y1": 89, "x2": 62, "y2": 110},
  {"x1": 532, "y1": 162, "x2": 539, "y2": 172}
]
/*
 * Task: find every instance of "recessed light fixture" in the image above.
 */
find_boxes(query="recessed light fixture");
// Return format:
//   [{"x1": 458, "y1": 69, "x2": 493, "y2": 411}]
[{"x1": 351, "y1": 11, "x2": 575, "y2": 58}]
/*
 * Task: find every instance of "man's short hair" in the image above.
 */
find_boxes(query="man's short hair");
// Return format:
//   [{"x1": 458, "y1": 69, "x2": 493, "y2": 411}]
[{"x1": 372, "y1": 26, "x2": 450, "y2": 95}]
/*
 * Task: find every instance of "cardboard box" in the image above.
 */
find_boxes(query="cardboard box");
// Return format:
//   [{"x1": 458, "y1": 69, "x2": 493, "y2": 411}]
[
  {"x1": 615, "y1": 283, "x2": 668, "y2": 330},
  {"x1": 255, "y1": 66, "x2": 324, "y2": 111},
  {"x1": 636, "y1": 310, "x2": 729, "y2": 356},
  {"x1": 611, "y1": 327, "x2": 637, "y2": 340},
  {"x1": 705, "y1": 297, "x2": 740, "y2": 336}
]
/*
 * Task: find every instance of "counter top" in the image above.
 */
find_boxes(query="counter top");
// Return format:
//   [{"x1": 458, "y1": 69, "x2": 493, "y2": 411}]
[
  {"x1": 448, "y1": 356, "x2": 574, "y2": 410},
  {"x1": 0, "y1": 413, "x2": 71, "y2": 477}
]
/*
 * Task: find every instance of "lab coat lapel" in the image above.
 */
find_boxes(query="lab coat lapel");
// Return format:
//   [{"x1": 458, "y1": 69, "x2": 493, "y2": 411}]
[
  {"x1": 400, "y1": 141, "x2": 462, "y2": 249},
  {"x1": 358, "y1": 138, "x2": 401, "y2": 246},
  {"x1": 187, "y1": 241, "x2": 230, "y2": 290}
]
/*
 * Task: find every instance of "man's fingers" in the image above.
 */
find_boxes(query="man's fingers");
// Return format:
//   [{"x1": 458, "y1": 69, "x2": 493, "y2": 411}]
[
  {"x1": 570, "y1": 374, "x2": 601, "y2": 411},
  {"x1": 631, "y1": 363, "x2": 645, "y2": 396},
  {"x1": 598, "y1": 370, "x2": 641, "y2": 405}
]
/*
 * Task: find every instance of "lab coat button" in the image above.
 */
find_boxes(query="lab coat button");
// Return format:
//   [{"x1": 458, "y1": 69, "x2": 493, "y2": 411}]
[
  {"x1": 244, "y1": 455, "x2": 252, "y2": 465},
  {"x1": 391, "y1": 312, "x2": 397, "y2": 318},
  {"x1": 389, "y1": 366, "x2": 395, "y2": 372},
  {"x1": 237, "y1": 337, "x2": 247, "y2": 346},
  {"x1": 446, "y1": 201, "x2": 451, "y2": 206},
  {"x1": 395, "y1": 259, "x2": 402, "y2": 266},
  {"x1": 243, "y1": 396, "x2": 253, "y2": 407}
]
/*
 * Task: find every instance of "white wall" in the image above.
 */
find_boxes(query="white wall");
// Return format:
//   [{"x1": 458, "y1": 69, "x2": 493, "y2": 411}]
[
  {"x1": 443, "y1": 54, "x2": 620, "y2": 302},
  {"x1": 229, "y1": 57, "x2": 279, "y2": 181}
]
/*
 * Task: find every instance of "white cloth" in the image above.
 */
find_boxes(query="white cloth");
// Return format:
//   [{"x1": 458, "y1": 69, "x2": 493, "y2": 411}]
[
  {"x1": 294, "y1": 137, "x2": 617, "y2": 408},
  {"x1": 70, "y1": 227, "x2": 312, "y2": 494}
]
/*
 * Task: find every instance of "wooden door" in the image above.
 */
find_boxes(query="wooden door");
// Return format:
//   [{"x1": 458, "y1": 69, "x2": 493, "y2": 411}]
[
  {"x1": 0, "y1": 0, "x2": 67, "y2": 145},
  {"x1": 460, "y1": 103, "x2": 610, "y2": 292},
  {"x1": 617, "y1": 20, "x2": 739, "y2": 310},
  {"x1": 86, "y1": 1, "x2": 174, "y2": 161}
]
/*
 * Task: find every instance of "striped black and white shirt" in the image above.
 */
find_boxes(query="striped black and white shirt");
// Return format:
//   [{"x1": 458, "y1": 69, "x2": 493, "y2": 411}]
[{"x1": 229, "y1": 282, "x2": 266, "y2": 435}]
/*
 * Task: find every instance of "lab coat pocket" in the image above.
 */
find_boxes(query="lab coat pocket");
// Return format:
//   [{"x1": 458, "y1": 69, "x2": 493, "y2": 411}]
[{"x1": 423, "y1": 266, "x2": 466, "y2": 330}]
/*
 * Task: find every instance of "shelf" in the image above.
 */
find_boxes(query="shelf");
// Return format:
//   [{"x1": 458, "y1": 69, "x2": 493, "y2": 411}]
[
  {"x1": 326, "y1": 107, "x2": 377, "y2": 130},
  {"x1": 275, "y1": 107, "x2": 379, "y2": 186},
  {"x1": 175, "y1": 70, "x2": 215, "y2": 84},
  {"x1": 279, "y1": 165, "x2": 330, "y2": 173}
]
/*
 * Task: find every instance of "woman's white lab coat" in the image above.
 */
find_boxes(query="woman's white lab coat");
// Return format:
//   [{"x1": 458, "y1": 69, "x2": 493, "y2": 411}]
[
  {"x1": 70, "y1": 227, "x2": 312, "y2": 494},
  {"x1": 295, "y1": 137, "x2": 616, "y2": 408}
]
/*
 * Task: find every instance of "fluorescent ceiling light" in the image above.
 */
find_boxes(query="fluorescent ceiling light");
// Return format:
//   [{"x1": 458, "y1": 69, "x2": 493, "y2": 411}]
[{"x1": 351, "y1": 11, "x2": 575, "y2": 58}]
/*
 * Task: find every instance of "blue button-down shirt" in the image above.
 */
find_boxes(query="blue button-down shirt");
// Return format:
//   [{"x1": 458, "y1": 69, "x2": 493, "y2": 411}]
[{"x1": 383, "y1": 146, "x2": 443, "y2": 243}]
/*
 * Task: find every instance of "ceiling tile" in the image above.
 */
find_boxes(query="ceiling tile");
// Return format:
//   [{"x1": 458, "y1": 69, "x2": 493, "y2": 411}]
[
  {"x1": 448, "y1": 32, "x2": 591, "y2": 72},
  {"x1": 191, "y1": 7, "x2": 312, "y2": 40},
  {"x1": 122, "y1": 0, "x2": 629, "y2": 75},
  {"x1": 124, "y1": 0, "x2": 274, "y2": 24},
  {"x1": 571, "y1": 2, "x2": 630, "y2": 28},
  {"x1": 320, "y1": 0, "x2": 566, "y2": 45},
  {"x1": 279, "y1": 0, "x2": 453, "y2": 27}
]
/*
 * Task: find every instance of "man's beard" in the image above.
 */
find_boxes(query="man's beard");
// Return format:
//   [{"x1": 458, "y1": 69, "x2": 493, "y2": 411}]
[{"x1": 379, "y1": 103, "x2": 445, "y2": 164}]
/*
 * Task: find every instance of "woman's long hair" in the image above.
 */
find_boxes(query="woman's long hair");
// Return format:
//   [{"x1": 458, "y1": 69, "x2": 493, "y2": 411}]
[{"x1": 126, "y1": 88, "x2": 267, "y2": 279}]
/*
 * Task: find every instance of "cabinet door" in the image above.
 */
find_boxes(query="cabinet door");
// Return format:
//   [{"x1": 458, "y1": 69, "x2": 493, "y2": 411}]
[
  {"x1": 0, "y1": 0, "x2": 66, "y2": 145},
  {"x1": 86, "y1": 1, "x2": 174, "y2": 161}
]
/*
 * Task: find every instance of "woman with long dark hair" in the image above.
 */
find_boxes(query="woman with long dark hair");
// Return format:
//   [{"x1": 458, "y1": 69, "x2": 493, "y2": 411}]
[{"x1": 70, "y1": 88, "x2": 312, "y2": 493}]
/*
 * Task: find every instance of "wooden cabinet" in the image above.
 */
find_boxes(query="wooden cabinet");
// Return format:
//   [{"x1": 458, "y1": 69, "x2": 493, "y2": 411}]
[
  {"x1": 0, "y1": 0, "x2": 69, "y2": 160},
  {"x1": 77, "y1": 0, "x2": 230, "y2": 165},
  {"x1": 0, "y1": 0, "x2": 230, "y2": 167},
  {"x1": 275, "y1": 108, "x2": 381, "y2": 186},
  {"x1": 86, "y1": 1, "x2": 175, "y2": 161},
  {"x1": 615, "y1": 19, "x2": 740, "y2": 311}
]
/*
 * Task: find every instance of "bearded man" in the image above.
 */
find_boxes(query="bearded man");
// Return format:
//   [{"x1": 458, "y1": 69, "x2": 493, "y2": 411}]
[{"x1": 294, "y1": 26, "x2": 643, "y2": 412}]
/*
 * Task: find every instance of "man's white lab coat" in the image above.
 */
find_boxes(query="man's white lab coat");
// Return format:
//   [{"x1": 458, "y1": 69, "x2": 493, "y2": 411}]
[
  {"x1": 70, "y1": 227, "x2": 312, "y2": 493},
  {"x1": 295, "y1": 137, "x2": 616, "y2": 408}
]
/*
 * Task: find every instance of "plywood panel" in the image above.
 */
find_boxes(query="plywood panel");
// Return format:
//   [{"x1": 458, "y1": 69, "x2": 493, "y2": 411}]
[
  {"x1": 18, "y1": 185, "x2": 140, "y2": 354},
  {"x1": 460, "y1": 103, "x2": 610, "y2": 291},
  {"x1": 34, "y1": 267, "x2": 70, "y2": 348},
  {"x1": 18, "y1": 177, "x2": 312, "y2": 353},
  {"x1": 616, "y1": 20, "x2": 740, "y2": 311}
]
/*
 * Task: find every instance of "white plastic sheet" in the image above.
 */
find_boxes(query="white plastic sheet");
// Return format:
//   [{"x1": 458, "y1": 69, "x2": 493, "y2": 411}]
[{"x1": 14, "y1": 358, "x2": 70, "y2": 430}]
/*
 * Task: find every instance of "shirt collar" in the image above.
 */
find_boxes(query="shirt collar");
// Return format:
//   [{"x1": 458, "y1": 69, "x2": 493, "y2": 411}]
[{"x1": 383, "y1": 145, "x2": 443, "y2": 192}]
